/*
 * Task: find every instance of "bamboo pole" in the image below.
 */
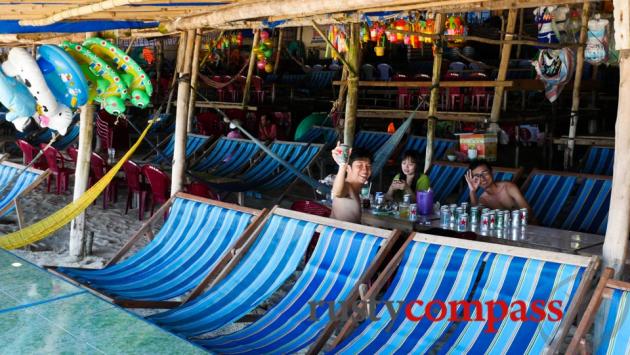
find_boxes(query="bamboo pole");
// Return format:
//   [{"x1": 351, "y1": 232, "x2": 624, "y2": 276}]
[
  {"x1": 155, "y1": 38, "x2": 163, "y2": 100},
  {"x1": 273, "y1": 29, "x2": 283, "y2": 75},
  {"x1": 19, "y1": 0, "x2": 154, "y2": 27},
  {"x1": 312, "y1": 20, "x2": 357, "y2": 75},
  {"x1": 489, "y1": 9, "x2": 518, "y2": 131},
  {"x1": 166, "y1": 32, "x2": 187, "y2": 115},
  {"x1": 171, "y1": 30, "x2": 195, "y2": 196},
  {"x1": 603, "y1": 0, "x2": 630, "y2": 278},
  {"x1": 424, "y1": 13, "x2": 445, "y2": 174},
  {"x1": 343, "y1": 23, "x2": 361, "y2": 147},
  {"x1": 242, "y1": 29, "x2": 260, "y2": 107},
  {"x1": 564, "y1": 2, "x2": 590, "y2": 169},
  {"x1": 187, "y1": 29, "x2": 202, "y2": 133}
]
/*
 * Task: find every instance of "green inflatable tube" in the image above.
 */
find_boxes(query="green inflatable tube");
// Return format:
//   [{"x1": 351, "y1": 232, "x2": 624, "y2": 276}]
[{"x1": 294, "y1": 112, "x2": 328, "y2": 141}]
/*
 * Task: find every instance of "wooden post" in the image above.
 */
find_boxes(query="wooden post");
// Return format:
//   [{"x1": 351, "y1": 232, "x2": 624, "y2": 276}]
[
  {"x1": 603, "y1": 0, "x2": 630, "y2": 277},
  {"x1": 516, "y1": 9, "x2": 524, "y2": 58},
  {"x1": 273, "y1": 29, "x2": 283, "y2": 75},
  {"x1": 565, "y1": 2, "x2": 590, "y2": 169},
  {"x1": 242, "y1": 29, "x2": 260, "y2": 107},
  {"x1": 489, "y1": 9, "x2": 518, "y2": 131},
  {"x1": 155, "y1": 39, "x2": 163, "y2": 101},
  {"x1": 171, "y1": 30, "x2": 195, "y2": 196},
  {"x1": 424, "y1": 13, "x2": 444, "y2": 173},
  {"x1": 343, "y1": 23, "x2": 361, "y2": 146},
  {"x1": 166, "y1": 32, "x2": 187, "y2": 115},
  {"x1": 69, "y1": 32, "x2": 97, "y2": 260},
  {"x1": 187, "y1": 29, "x2": 202, "y2": 133}
]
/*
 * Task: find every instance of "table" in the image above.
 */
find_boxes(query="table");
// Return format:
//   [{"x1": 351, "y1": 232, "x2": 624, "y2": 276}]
[
  {"x1": 0, "y1": 249, "x2": 206, "y2": 353},
  {"x1": 362, "y1": 210, "x2": 604, "y2": 255}
]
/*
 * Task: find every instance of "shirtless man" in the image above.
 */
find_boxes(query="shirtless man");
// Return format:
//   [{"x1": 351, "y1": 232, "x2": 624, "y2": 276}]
[
  {"x1": 465, "y1": 160, "x2": 534, "y2": 222},
  {"x1": 330, "y1": 144, "x2": 372, "y2": 223}
]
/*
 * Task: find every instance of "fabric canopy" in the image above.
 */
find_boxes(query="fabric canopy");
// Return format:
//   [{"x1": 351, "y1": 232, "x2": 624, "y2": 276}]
[{"x1": 0, "y1": 20, "x2": 158, "y2": 34}]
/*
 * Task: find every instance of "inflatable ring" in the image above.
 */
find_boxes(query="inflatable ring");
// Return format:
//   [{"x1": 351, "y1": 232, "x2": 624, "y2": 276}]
[
  {"x1": 60, "y1": 41, "x2": 128, "y2": 115},
  {"x1": 0, "y1": 67, "x2": 36, "y2": 131},
  {"x1": 83, "y1": 37, "x2": 153, "y2": 109},
  {"x1": 2, "y1": 47, "x2": 60, "y2": 118},
  {"x1": 37, "y1": 45, "x2": 89, "y2": 109}
]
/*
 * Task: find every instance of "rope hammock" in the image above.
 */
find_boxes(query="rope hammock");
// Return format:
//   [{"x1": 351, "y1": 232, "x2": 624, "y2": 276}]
[
  {"x1": 0, "y1": 117, "x2": 155, "y2": 250},
  {"x1": 197, "y1": 61, "x2": 249, "y2": 89}
]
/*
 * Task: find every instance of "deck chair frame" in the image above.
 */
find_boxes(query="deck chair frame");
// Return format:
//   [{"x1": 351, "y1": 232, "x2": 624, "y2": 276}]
[
  {"x1": 566, "y1": 267, "x2": 630, "y2": 354},
  {"x1": 0, "y1": 161, "x2": 50, "y2": 229},
  {"x1": 183, "y1": 206, "x2": 402, "y2": 327},
  {"x1": 47, "y1": 192, "x2": 268, "y2": 309},
  {"x1": 310, "y1": 232, "x2": 599, "y2": 354}
]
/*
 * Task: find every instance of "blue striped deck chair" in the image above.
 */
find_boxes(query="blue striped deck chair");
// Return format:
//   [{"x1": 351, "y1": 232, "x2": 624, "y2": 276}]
[
  {"x1": 0, "y1": 160, "x2": 49, "y2": 228},
  {"x1": 560, "y1": 175, "x2": 611, "y2": 235},
  {"x1": 354, "y1": 131, "x2": 391, "y2": 155},
  {"x1": 402, "y1": 136, "x2": 457, "y2": 161},
  {"x1": 522, "y1": 170, "x2": 579, "y2": 227},
  {"x1": 568, "y1": 268, "x2": 630, "y2": 355},
  {"x1": 196, "y1": 212, "x2": 398, "y2": 354},
  {"x1": 281, "y1": 73, "x2": 307, "y2": 85},
  {"x1": 427, "y1": 162, "x2": 467, "y2": 203},
  {"x1": 321, "y1": 233, "x2": 598, "y2": 354},
  {"x1": 152, "y1": 133, "x2": 211, "y2": 165},
  {"x1": 191, "y1": 137, "x2": 261, "y2": 176},
  {"x1": 580, "y1": 146, "x2": 614, "y2": 176},
  {"x1": 297, "y1": 126, "x2": 338, "y2": 149},
  {"x1": 304, "y1": 71, "x2": 335, "y2": 93},
  {"x1": 252, "y1": 144, "x2": 322, "y2": 192},
  {"x1": 53, "y1": 193, "x2": 265, "y2": 308},
  {"x1": 457, "y1": 166, "x2": 523, "y2": 204}
]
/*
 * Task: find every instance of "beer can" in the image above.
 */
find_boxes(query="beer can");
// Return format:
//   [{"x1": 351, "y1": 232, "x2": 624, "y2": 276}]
[
  {"x1": 460, "y1": 202, "x2": 469, "y2": 212},
  {"x1": 457, "y1": 213, "x2": 468, "y2": 232},
  {"x1": 496, "y1": 210, "x2": 505, "y2": 229},
  {"x1": 455, "y1": 207, "x2": 464, "y2": 220},
  {"x1": 503, "y1": 210, "x2": 510, "y2": 225},
  {"x1": 482, "y1": 208, "x2": 491, "y2": 215},
  {"x1": 449, "y1": 204, "x2": 457, "y2": 215},
  {"x1": 520, "y1": 208, "x2": 528, "y2": 226},
  {"x1": 440, "y1": 206, "x2": 451, "y2": 226},
  {"x1": 480, "y1": 213, "x2": 490, "y2": 231},
  {"x1": 403, "y1": 193, "x2": 412, "y2": 204},
  {"x1": 489, "y1": 212, "x2": 496, "y2": 229},
  {"x1": 470, "y1": 206, "x2": 479, "y2": 225},
  {"x1": 409, "y1": 203, "x2": 417, "y2": 221},
  {"x1": 511, "y1": 210, "x2": 520, "y2": 228},
  {"x1": 375, "y1": 192, "x2": 384, "y2": 206}
]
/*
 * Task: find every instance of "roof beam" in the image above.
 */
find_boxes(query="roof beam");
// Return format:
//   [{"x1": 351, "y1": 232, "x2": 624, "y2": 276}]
[{"x1": 19, "y1": 0, "x2": 155, "y2": 26}]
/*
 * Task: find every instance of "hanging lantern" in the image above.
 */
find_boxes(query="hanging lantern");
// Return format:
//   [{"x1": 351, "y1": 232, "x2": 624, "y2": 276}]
[
  {"x1": 260, "y1": 30, "x2": 270, "y2": 41},
  {"x1": 236, "y1": 32, "x2": 243, "y2": 46},
  {"x1": 257, "y1": 60, "x2": 266, "y2": 70},
  {"x1": 264, "y1": 63, "x2": 273, "y2": 73},
  {"x1": 395, "y1": 19, "x2": 406, "y2": 41},
  {"x1": 370, "y1": 26, "x2": 378, "y2": 41}
]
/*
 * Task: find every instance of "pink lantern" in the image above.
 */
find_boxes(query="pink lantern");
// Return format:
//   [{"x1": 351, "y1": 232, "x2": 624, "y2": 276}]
[
  {"x1": 260, "y1": 30, "x2": 270, "y2": 41},
  {"x1": 257, "y1": 60, "x2": 266, "y2": 70}
]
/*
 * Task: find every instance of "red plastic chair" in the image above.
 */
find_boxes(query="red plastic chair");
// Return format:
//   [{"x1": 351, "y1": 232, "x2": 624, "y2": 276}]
[
  {"x1": 290, "y1": 200, "x2": 331, "y2": 217},
  {"x1": 470, "y1": 87, "x2": 492, "y2": 111},
  {"x1": 397, "y1": 87, "x2": 412, "y2": 109},
  {"x1": 186, "y1": 182, "x2": 220, "y2": 200},
  {"x1": 123, "y1": 160, "x2": 150, "y2": 220},
  {"x1": 90, "y1": 153, "x2": 118, "y2": 209},
  {"x1": 16, "y1": 139, "x2": 47, "y2": 170},
  {"x1": 196, "y1": 111, "x2": 225, "y2": 136},
  {"x1": 213, "y1": 75, "x2": 227, "y2": 101},
  {"x1": 142, "y1": 165, "x2": 171, "y2": 217},
  {"x1": 40, "y1": 144, "x2": 74, "y2": 194},
  {"x1": 251, "y1": 75, "x2": 265, "y2": 104}
]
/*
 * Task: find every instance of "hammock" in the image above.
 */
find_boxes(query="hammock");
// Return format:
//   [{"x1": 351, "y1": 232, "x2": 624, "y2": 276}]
[
  {"x1": 371, "y1": 102, "x2": 421, "y2": 176},
  {"x1": 0, "y1": 118, "x2": 155, "y2": 250},
  {"x1": 197, "y1": 61, "x2": 249, "y2": 89}
]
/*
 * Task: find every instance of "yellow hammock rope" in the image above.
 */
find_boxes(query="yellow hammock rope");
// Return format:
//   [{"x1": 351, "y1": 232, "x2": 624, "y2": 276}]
[{"x1": 0, "y1": 118, "x2": 155, "y2": 250}]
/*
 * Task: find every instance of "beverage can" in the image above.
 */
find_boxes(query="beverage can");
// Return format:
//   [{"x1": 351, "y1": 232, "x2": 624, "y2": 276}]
[
  {"x1": 480, "y1": 213, "x2": 490, "y2": 231},
  {"x1": 449, "y1": 204, "x2": 457, "y2": 215},
  {"x1": 482, "y1": 208, "x2": 491, "y2": 215},
  {"x1": 503, "y1": 210, "x2": 511, "y2": 226},
  {"x1": 440, "y1": 206, "x2": 451, "y2": 226},
  {"x1": 457, "y1": 213, "x2": 469, "y2": 232},
  {"x1": 520, "y1": 208, "x2": 528, "y2": 226},
  {"x1": 470, "y1": 206, "x2": 479, "y2": 225},
  {"x1": 375, "y1": 192, "x2": 384, "y2": 205},
  {"x1": 511, "y1": 210, "x2": 520, "y2": 228},
  {"x1": 403, "y1": 193, "x2": 412, "y2": 204},
  {"x1": 496, "y1": 210, "x2": 505, "y2": 229},
  {"x1": 455, "y1": 207, "x2": 464, "y2": 219},
  {"x1": 460, "y1": 202, "x2": 469, "y2": 212},
  {"x1": 489, "y1": 212, "x2": 496, "y2": 229},
  {"x1": 409, "y1": 203, "x2": 417, "y2": 221}
]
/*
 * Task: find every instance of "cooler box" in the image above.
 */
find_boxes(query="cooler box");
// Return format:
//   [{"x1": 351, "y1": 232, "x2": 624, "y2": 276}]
[{"x1": 459, "y1": 133, "x2": 497, "y2": 161}]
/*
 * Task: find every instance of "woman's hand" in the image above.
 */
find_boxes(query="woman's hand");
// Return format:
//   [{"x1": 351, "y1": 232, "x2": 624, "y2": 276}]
[
  {"x1": 390, "y1": 179, "x2": 407, "y2": 191},
  {"x1": 465, "y1": 169, "x2": 480, "y2": 193}
]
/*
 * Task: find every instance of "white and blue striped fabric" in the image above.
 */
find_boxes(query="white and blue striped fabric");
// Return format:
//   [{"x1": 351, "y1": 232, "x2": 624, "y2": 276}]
[
  {"x1": 149, "y1": 214, "x2": 318, "y2": 337},
  {"x1": 438, "y1": 254, "x2": 585, "y2": 354},
  {"x1": 596, "y1": 288, "x2": 630, "y2": 355},
  {"x1": 428, "y1": 164, "x2": 467, "y2": 203},
  {"x1": 524, "y1": 172, "x2": 577, "y2": 227},
  {"x1": 0, "y1": 164, "x2": 42, "y2": 218},
  {"x1": 581, "y1": 147, "x2": 614, "y2": 176},
  {"x1": 332, "y1": 242, "x2": 486, "y2": 354},
  {"x1": 58, "y1": 197, "x2": 254, "y2": 301},
  {"x1": 153, "y1": 134, "x2": 210, "y2": 165},
  {"x1": 297, "y1": 126, "x2": 338, "y2": 148},
  {"x1": 354, "y1": 131, "x2": 391, "y2": 155},
  {"x1": 402, "y1": 136, "x2": 457, "y2": 161},
  {"x1": 198, "y1": 226, "x2": 384, "y2": 354},
  {"x1": 561, "y1": 176, "x2": 611, "y2": 235},
  {"x1": 191, "y1": 137, "x2": 261, "y2": 175}
]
